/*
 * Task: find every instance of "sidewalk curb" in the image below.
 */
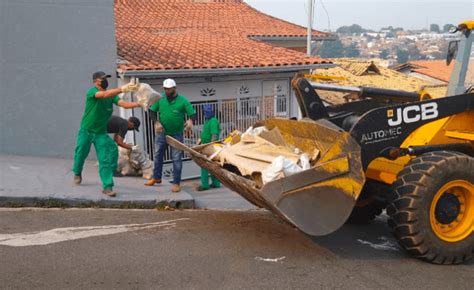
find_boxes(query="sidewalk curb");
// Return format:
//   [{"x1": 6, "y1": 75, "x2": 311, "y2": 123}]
[{"x1": 0, "y1": 195, "x2": 195, "y2": 209}]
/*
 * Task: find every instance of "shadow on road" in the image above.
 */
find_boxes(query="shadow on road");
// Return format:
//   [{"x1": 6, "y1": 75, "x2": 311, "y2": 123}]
[
  {"x1": 311, "y1": 215, "x2": 406, "y2": 261},
  {"x1": 310, "y1": 214, "x2": 474, "y2": 265}
]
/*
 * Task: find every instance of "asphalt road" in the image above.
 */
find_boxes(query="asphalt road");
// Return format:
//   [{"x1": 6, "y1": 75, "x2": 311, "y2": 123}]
[{"x1": 0, "y1": 208, "x2": 472, "y2": 289}]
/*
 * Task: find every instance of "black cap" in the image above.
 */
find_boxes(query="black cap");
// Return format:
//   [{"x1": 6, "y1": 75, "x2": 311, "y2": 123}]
[
  {"x1": 92, "y1": 71, "x2": 111, "y2": 80},
  {"x1": 129, "y1": 116, "x2": 141, "y2": 132}
]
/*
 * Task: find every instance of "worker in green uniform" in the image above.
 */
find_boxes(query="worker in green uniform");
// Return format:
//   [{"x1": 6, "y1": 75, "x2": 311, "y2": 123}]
[
  {"x1": 196, "y1": 104, "x2": 221, "y2": 191},
  {"x1": 145, "y1": 79, "x2": 195, "y2": 193},
  {"x1": 72, "y1": 71, "x2": 141, "y2": 197}
]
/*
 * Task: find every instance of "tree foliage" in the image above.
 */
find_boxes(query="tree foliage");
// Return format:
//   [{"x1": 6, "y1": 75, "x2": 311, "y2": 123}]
[
  {"x1": 344, "y1": 43, "x2": 360, "y2": 57},
  {"x1": 336, "y1": 24, "x2": 366, "y2": 35},
  {"x1": 407, "y1": 45, "x2": 423, "y2": 60},
  {"x1": 316, "y1": 40, "x2": 361, "y2": 58},
  {"x1": 396, "y1": 49, "x2": 409, "y2": 64},
  {"x1": 317, "y1": 39, "x2": 345, "y2": 58},
  {"x1": 430, "y1": 24, "x2": 440, "y2": 33},
  {"x1": 386, "y1": 31, "x2": 396, "y2": 38},
  {"x1": 443, "y1": 24, "x2": 454, "y2": 32},
  {"x1": 379, "y1": 48, "x2": 390, "y2": 59}
]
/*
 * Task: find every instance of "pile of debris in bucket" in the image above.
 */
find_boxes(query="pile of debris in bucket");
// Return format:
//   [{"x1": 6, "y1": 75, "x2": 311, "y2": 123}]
[{"x1": 199, "y1": 125, "x2": 320, "y2": 188}]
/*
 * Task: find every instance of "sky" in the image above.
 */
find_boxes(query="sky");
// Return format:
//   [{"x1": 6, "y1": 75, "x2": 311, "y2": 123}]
[{"x1": 244, "y1": 0, "x2": 474, "y2": 31}]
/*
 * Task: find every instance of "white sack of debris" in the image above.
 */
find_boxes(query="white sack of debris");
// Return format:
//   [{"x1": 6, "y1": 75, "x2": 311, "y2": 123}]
[
  {"x1": 117, "y1": 146, "x2": 153, "y2": 179},
  {"x1": 261, "y1": 153, "x2": 311, "y2": 184},
  {"x1": 136, "y1": 83, "x2": 161, "y2": 111}
]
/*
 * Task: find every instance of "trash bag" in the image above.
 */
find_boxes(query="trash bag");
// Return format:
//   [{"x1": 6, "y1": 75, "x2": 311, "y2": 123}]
[
  {"x1": 136, "y1": 83, "x2": 161, "y2": 111},
  {"x1": 241, "y1": 126, "x2": 268, "y2": 142},
  {"x1": 117, "y1": 148, "x2": 138, "y2": 176},
  {"x1": 129, "y1": 145, "x2": 154, "y2": 178},
  {"x1": 261, "y1": 156, "x2": 304, "y2": 184},
  {"x1": 117, "y1": 146, "x2": 153, "y2": 179}
]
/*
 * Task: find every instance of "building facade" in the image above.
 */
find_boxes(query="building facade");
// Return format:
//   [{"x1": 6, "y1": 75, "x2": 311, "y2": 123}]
[
  {"x1": 118, "y1": 71, "x2": 311, "y2": 179},
  {"x1": 1, "y1": 0, "x2": 117, "y2": 158},
  {"x1": 114, "y1": 0, "x2": 333, "y2": 179}
]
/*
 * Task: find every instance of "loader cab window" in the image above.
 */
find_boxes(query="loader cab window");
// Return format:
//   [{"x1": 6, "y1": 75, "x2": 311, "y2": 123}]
[
  {"x1": 446, "y1": 40, "x2": 458, "y2": 65},
  {"x1": 447, "y1": 41, "x2": 474, "y2": 91},
  {"x1": 465, "y1": 43, "x2": 474, "y2": 88}
]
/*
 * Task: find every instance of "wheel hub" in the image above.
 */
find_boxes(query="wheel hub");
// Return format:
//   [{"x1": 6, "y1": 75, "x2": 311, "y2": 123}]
[
  {"x1": 430, "y1": 180, "x2": 473, "y2": 243},
  {"x1": 435, "y1": 192, "x2": 461, "y2": 224}
]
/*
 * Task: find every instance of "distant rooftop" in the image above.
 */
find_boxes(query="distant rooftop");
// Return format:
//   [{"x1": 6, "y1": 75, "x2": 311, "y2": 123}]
[
  {"x1": 114, "y1": 0, "x2": 331, "y2": 74},
  {"x1": 393, "y1": 60, "x2": 454, "y2": 83},
  {"x1": 312, "y1": 58, "x2": 447, "y2": 104}
]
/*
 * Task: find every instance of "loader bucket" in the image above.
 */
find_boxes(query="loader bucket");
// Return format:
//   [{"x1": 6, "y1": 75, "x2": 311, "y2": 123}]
[{"x1": 167, "y1": 118, "x2": 365, "y2": 236}]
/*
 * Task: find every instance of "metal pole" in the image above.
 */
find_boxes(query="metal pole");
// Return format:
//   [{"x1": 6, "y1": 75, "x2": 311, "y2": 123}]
[{"x1": 307, "y1": 0, "x2": 312, "y2": 56}]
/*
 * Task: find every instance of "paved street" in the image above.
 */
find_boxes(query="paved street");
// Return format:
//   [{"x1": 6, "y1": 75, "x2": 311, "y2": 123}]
[{"x1": 0, "y1": 208, "x2": 472, "y2": 289}]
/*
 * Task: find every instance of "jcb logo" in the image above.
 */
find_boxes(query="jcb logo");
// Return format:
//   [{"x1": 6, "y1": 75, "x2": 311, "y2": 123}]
[{"x1": 388, "y1": 102, "x2": 438, "y2": 126}]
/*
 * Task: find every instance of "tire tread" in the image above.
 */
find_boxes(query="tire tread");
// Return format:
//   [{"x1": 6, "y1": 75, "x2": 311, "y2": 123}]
[{"x1": 388, "y1": 151, "x2": 473, "y2": 265}]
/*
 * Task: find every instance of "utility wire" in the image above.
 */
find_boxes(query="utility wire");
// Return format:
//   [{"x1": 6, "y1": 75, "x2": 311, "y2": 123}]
[{"x1": 319, "y1": 0, "x2": 331, "y2": 32}]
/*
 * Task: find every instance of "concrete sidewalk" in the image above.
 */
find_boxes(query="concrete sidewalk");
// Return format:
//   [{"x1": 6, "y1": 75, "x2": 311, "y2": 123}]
[
  {"x1": 0, "y1": 154, "x2": 257, "y2": 210},
  {"x1": 0, "y1": 154, "x2": 194, "y2": 209}
]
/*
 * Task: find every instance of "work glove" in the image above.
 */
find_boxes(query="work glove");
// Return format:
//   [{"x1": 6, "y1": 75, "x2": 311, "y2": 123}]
[
  {"x1": 121, "y1": 79, "x2": 140, "y2": 93},
  {"x1": 184, "y1": 119, "x2": 193, "y2": 133},
  {"x1": 154, "y1": 121, "x2": 164, "y2": 134},
  {"x1": 137, "y1": 96, "x2": 147, "y2": 109}
]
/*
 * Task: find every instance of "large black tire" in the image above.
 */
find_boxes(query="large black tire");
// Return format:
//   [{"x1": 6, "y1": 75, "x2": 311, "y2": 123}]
[
  {"x1": 347, "y1": 180, "x2": 388, "y2": 224},
  {"x1": 387, "y1": 151, "x2": 474, "y2": 265}
]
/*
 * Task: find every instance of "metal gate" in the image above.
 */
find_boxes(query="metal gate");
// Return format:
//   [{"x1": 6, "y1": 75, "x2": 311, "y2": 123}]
[{"x1": 142, "y1": 95, "x2": 289, "y2": 175}]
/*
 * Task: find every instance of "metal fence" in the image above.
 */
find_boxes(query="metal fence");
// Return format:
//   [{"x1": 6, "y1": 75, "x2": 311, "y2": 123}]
[{"x1": 143, "y1": 95, "x2": 290, "y2": 162}]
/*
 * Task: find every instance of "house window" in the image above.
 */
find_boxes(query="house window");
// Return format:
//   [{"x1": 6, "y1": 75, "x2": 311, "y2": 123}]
[{"x1": 276, "y1": 96, "x2": 288, "y2": 114}]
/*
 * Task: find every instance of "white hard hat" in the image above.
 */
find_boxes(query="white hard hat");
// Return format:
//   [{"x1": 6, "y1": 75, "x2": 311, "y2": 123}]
[{"x1": 163, "y1": 78, "x2": 176, "y2": 88}]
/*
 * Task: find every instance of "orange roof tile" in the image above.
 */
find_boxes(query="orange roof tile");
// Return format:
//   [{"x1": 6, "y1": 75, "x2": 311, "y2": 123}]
[
  {"x1": 408, "y1": 60, "x2": 454, "y2": 82},
  {"x1": 115, "y1": 0, "x2": 330, "y2": 72}
]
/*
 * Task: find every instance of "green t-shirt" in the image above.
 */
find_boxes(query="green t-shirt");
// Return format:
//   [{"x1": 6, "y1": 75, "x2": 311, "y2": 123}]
[
  {"x1": 80, "y1": 87, "x2": 120, "y2": 134},
  {"x1": 150, "y1": 93, "x2": 196, "y2": 135},
  {"x1": 201, "y1": 117, "x2": 220, "y2": 144}
]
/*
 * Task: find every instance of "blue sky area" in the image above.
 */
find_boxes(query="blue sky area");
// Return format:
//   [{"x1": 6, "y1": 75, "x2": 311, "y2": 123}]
[{"x1": 245, "y1": 0, "x2": 473, "y2": 31}]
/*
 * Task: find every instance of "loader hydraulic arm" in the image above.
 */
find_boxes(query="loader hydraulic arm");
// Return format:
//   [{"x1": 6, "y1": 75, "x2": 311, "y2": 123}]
[
  {"x1": 310, "y1": 83, "x2": 420, "y2": 102},
  {"x1": 291, "y1": 78, "x2": 422, "y2": 122}
]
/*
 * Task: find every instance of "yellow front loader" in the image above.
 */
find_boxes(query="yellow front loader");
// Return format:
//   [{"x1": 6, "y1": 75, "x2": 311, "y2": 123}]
[{"x1": 168, "y1": 21, "x2": 473, "y2": 264}]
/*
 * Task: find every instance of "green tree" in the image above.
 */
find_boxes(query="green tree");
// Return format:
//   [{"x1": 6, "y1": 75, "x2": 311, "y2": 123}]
[
  {"x1": 336, "y1": 24, "x2": 365, "y2": 35},
  {"x1": 407, "y1": 45, "x2": 423, "y2": 60},
  {"x1": 316, "y1": 39, "x2": 345, "y2": 58},
  {"x1": 379, "y1": 48, "x2": 390, "y2": 59},
  {"x1": 430, "y1": 24, "x2": 440, "y2": 33},
  {"x1": 397, "y1": 49, "x2": 409, "y2": 64},
  {"x1": 344, "y1": 43, "x2": 360, "y2": 57},
  {"x1": 443, "y1": 24, "x2": 454, "y2": 32},
  {"x1": 381, "y1": 26, "x2": 394, "y2": 31},
  {"x1": 386, "y1": 31, "x2": 396, "y2": 38}
]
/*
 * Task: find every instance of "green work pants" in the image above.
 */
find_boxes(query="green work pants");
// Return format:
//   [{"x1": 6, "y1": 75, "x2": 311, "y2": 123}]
[
  {"x1": 200, "y1": 168, "x2": 220, "y2": 189},
  {"x1": 72, "y1": 129, "x2": 118, "y2": 190}
]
